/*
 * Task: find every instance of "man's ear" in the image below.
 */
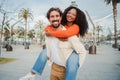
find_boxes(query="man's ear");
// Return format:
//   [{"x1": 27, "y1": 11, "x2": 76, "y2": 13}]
[
  {"x1": 48, "y1": 19, "x2": 50, "y2": 22},
  {"x1": 61, "y1": 17, "x2": 62, "y2": 21}
]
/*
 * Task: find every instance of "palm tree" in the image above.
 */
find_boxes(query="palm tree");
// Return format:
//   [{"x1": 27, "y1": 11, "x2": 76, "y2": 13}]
[
  {"x1": 105, "y1": 0, "x2": 120, "y2": 48},
  {"x1": 17, "y1": 26, "x2": 25, "y2": 43},
  {"x1": 96, "y1": 25, "x2": 102, "y2": 45},
  {"x1": 35, "y1": 20, "x2": 45, "y2": 45},
  {"x1": 18, "y1": 8, "x2": 33, "y2": 49},
  {"x1": 27, "y1": 29, "x2": 35, "y2": 42}
]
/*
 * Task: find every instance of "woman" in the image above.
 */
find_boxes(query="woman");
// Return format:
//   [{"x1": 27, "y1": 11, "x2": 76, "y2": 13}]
[{"x1": 19, "y1": 6, "x2": 88, "y2": 80}]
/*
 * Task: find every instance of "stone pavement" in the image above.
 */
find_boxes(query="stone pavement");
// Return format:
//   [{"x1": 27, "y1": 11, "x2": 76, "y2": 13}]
[{"x1": 0, "y1": 44, "x2": 120, "y2": 80}]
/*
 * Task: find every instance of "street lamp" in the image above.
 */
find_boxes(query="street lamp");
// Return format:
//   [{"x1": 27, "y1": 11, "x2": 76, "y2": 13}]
[
  {"x1": 70, "y1": 0, "x2": 78, "y2": 7},
  {"x1": 85, "y1": 11, "x2": 96, "y2": 54}
]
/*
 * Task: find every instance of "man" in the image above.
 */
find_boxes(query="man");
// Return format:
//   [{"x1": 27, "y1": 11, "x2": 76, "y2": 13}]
[
  {"x1": 19, "y1": 7, "x2": 86, "y2": 80},
  {"x1": 44, "y1": 7, "x2": 87, "y2": 80}
]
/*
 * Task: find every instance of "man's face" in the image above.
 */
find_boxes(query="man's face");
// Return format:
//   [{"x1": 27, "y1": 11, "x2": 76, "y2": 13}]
[{"x1": 49, "y1": 11, "x2": 62, "y2": 28}]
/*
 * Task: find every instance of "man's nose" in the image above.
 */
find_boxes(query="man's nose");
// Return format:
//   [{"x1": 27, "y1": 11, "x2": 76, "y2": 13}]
[{"x1": 53, "y1": 17, "x2": 58, "y2": 20}]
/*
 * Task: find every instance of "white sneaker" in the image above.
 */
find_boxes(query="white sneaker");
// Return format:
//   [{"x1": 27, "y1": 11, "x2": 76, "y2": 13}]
[{"x1": 19, "y1": 73, "x2": 35, "y2": 80}]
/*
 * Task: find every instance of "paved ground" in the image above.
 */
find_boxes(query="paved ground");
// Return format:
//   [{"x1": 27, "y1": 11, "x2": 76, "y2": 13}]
[{"x1": 0, "y1": 44, "x2": 120, "y2": 80}]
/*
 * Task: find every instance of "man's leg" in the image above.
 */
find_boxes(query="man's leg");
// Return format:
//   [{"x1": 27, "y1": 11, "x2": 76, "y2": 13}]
[
  {"x1": 65, "y1": 50, "x2": 79, "y2": 80},
  {"x1": 50, "y1": 63, "x2": 66, "y2": 80},
  {"x1": 19, "y1": 48, "x2": 48, "y2": 80}
]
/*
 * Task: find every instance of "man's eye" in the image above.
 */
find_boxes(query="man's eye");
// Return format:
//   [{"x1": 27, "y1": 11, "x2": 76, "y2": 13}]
[
  {"x1": 50, "y1": 16, "x2": 54, "y2": 18},
  {"x1": 56, "y1": 15, "x2": 60, "y2": 17}
]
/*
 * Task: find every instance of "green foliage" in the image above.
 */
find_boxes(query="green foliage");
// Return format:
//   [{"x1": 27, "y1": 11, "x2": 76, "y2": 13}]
[
  {"x1": 27, "y1": 29, "x2": 35, "y2": 39},
  {"x1": 0, "y1": 57, "x2": 16, "y2": 64},
  {"x1": 106, "y1": 34, "x2": 112, "y2": 40}
]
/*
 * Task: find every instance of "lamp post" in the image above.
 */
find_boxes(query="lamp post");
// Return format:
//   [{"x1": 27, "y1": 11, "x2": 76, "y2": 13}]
[
  {"x1": 85, "y1": 11, "x2": 113, "y2": 54},
  {"x1": 71, "y1": 0, "x2": 78, "y2": 7},
  {"x1": 85, "y1": 11, "x2": 96, "y2": 54}
]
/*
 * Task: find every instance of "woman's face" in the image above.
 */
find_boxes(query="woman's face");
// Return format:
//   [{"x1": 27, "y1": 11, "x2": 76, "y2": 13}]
[{"x1": 66, "y1": 8, "x2": 77, "y2": 23}]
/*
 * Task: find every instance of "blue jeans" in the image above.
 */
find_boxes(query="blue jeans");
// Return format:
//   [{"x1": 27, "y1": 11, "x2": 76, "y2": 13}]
[
  {"x1": 32, "y1": 48, "x2": 79, "y2": 80},
  {"x1": 32, "y1": 48, "x2": 48, "y2": 75},
  {"x1": 65, "y1": 50, "x2": 79, "y2": 80}
]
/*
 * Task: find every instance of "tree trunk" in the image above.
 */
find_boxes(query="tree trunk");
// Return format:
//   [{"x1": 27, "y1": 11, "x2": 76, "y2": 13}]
[
  {"x1": 112, "y1": 1, "x2": 118, "y2": 48},
  {"x1": 98, "y1": 30, "x2": 100, "y2": 45},
  {"x1": 0, "y1": 13, "x2": 6, "y2": 56},
  {"x1": 24, "y1": 20, "x2": 28, "y2": 49}
]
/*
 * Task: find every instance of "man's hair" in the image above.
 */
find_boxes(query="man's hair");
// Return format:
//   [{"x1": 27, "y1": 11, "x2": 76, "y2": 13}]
[
  {"x1": 61, "y1": 6, "x2": 88, "y2": 37},
  {"x1": 46, "y1": 7, "x2": 62, "y2": 19}
]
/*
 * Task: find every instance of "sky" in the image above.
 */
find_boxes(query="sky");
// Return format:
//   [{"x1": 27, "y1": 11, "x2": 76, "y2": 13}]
[{"x1": 0, "y1": 0, "x2": 120, "y2": 35}]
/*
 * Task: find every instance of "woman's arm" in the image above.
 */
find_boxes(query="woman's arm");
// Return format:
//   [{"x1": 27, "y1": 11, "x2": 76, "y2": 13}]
[{"x1": 45, "y1": 24, "x2": 80, "y2": 38}]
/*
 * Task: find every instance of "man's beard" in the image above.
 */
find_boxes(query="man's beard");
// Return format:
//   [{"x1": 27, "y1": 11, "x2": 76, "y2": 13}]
[
  {"x1": 52, "y1": 24, "x2": 60, "y2": 28},
  {"x1": 51, "y1": 20, "x2": 60, "y2": 28}
]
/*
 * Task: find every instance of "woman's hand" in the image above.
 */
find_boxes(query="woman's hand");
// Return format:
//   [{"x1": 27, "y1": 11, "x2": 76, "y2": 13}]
[
  {"x1": 45, "y1": 30, "x2": 51, "y2": 36},
  {"x1": 59, "y1": 38, "x2": 68, "y2": 41}
]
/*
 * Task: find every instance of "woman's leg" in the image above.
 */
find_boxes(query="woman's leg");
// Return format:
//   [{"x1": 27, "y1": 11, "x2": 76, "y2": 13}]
[
  {"x1": 65, "y1": 50, "x2": 79, "y2": 80},
  {"x1": 19, "y1": 48, "x2": 48, "y2": 80},
  {"x1": 32, "y1": 48, "x2": 48, "y2": 75}
]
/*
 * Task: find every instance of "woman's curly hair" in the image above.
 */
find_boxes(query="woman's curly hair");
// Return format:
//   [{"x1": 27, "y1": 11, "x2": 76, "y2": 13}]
[{"x1": 61, "y1": 6, "x2": 88, "y2": 37}]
